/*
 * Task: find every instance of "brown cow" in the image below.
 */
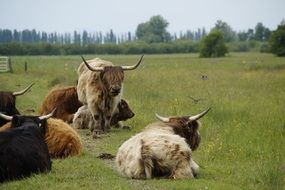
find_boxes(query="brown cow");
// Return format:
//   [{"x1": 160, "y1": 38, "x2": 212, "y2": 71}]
[
  {"x1": 77, "y1": 56, "x2": 143, "y2": 134},
  {"x1": 40, "y1": 86, "x2": 83, "y2": 123}
]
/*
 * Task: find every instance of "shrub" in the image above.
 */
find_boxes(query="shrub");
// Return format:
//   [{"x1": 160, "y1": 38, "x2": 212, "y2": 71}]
[{"x1": 199, "y1": 30, "x2": 228, "y2": 57}]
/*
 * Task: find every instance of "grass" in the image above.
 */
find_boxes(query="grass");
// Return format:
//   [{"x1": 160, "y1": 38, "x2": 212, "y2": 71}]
[{"x1": 0, "y1": 52, "x2": 284, "y2": 190}]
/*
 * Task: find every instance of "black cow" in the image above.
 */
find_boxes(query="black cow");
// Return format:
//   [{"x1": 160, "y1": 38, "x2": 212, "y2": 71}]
[
  {"x1": 0, "y1": 83, "x2": 34, "y2": 127},
  {"x1": 0, "y1": 112, "x2": 53, "y2": 183}
]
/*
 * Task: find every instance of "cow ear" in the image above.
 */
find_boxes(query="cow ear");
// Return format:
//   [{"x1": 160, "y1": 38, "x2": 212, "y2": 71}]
[
  {"x1": 38, "y1": 119, "x2": 47, "y2": 135},
  {"x1": 11, "y1": 115, "x2": 21, "y2": 128}
]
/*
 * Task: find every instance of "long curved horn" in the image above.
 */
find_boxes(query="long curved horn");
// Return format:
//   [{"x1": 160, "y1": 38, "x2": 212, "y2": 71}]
[
  {"x1": 155, "y1": 113, "x2": 170, "y2": 123},
  {"x1": 189, "y1": 108, "x2": 211, "y2": 121},
  {"x1": 13, "y1": 83, "x2": 34, "y2": 96},
  {"x1": 39, "y1": 108, "x2": 56, "y2": 120},
  {"x1": 81, "y1": 56, "x2": 104, "y2": 72},
  {"x1": 0, "y1": 112, "x2": 13, "y2": 121},
  {"x1": 121, "y1": 55, "x2": 144, "y2": 71}
]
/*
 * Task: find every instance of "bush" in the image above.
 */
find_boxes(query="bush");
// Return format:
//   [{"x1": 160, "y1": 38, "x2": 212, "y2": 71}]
[
  {"x1": 270, "y1": 23, "x2": 285, "y2": 56},
  {"x1": 199, "y1": 30, "x2": 228, "y2": 57}
]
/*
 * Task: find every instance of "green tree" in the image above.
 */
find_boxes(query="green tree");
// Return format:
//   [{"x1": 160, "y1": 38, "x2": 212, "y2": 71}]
[
  {"x1": 254, "y1": 22, "x2": 271, "y2": 41},
  {"x1": 213, "y1": 20, "x2": 236, "y2": 42},
  {"x1": 270, "y1": 20, "x2": 285, "y2": 56},
  {"x1": 199, "y1": 30, "x2": 228, "y2": 57},
  {"x1": 136, "y1": 15, "x2": 171, "y2": 43}
]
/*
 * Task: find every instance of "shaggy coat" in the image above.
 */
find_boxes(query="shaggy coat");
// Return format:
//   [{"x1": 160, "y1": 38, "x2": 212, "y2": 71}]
[
  {"x1": 0, "y1": 84, "x2": 33, "y2": 126},
  {"x1": 73, "y1": 99, "x2": 135, "y2": 130},
  {"x1": 40, "y1": 86, "x2": 83, "y2": 123},
  {"x1": 0, "y1": 115, "x2": 51, "y2": 182},
  {"x1": 77, "y1": 55, "x2": 142, "y2": 133},
  {"x1": 0, "y1": 118, "x2": 83, "y2": 159},
  {"x1": 115, "y1": 110, "x2": 210, "y2": 179},
  {"x1": 77, "y1": 58, "x2": 124, "y2": 133}
]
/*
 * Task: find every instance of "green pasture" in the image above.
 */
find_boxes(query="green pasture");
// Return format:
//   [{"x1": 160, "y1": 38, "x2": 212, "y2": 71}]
[{"x1": 0, "y1": 53, "x2": 284, "y2": 190}]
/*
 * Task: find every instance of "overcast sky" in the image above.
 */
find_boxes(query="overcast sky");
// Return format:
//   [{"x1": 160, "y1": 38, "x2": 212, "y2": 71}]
[{"x1": 0, "y1": 0, "x2": 284, "y2": 34}]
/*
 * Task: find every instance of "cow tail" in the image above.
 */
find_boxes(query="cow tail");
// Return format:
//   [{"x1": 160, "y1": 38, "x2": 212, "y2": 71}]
[{"x1": 140, "y1": 140, "x2": 153, "y2": 179}]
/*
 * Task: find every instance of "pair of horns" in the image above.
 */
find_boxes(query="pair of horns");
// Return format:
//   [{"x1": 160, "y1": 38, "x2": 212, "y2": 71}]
[
  {"x1": 81, "y1": 55, "x2": 144, "y2": 72},
  {"x1": 155, "y1": 108, "x2": 211, "y2": 123},
  {"x1": 0, "y1": 109, "x2": 56, "y2": 121},
  {"x1": 12, "y1": 83, "x2": 34, "y2": 96}
]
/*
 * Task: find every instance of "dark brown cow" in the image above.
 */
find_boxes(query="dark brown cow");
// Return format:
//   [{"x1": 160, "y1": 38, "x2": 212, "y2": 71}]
[
  {"x1": 40, "y1": 86, "x2": 83, "y2": 123},
  {"x1": 0, "y1": 84, "x2": 34, "y2": 126}
]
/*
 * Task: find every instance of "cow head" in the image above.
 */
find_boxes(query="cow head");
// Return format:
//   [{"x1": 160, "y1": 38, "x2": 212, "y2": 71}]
[
  {"x1": 0, "y1": 110, "x2": 54, "y2": 135},
  {"x1": 0, "y1": 83, "x2": 34, "y2": 126},
  {"x1": 155, "y1": 108, "x2": 211, "y2": 151},
  {"x1": 81, "y1": 56, "x2": 143, "y2": 97},
  {"x1": 110, "y1": 99, "x2": 135, "y2": 125}
]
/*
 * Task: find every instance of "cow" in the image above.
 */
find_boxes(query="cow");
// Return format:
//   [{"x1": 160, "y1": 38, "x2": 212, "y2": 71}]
[
  {"x1": 0, "y1": 112, "x2": 52, "y2": 182},
  {"x1": 40, "y1": 86, "x2": 83, "y2": 123},
  {"x1": 115, "y1": 108, "x2": 210, "y2": 179},
  {"x1": 0, "y1": 83, "x2": 34, "y2": 126},
  {"x1": 73, "y1": 99, "x2": 135, "y2": 134},
  {"x1": 0, "y1": 116, "x2": 83, "y2": 159},
  {"x1": 77, "y1": 55, "x2": 143, "y2": 134}
]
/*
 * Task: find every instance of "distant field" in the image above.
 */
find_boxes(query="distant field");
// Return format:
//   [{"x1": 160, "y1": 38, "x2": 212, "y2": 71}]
[{"x1": 0, "y1": 53, "x2": 284, "y2": 190}]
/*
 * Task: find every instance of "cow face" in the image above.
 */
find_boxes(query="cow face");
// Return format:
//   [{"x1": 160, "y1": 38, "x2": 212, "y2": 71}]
[
  {"x1": 0, "y1": 110, "x2": 54, "y2": 136},
  {"x1": 81, "y1": 55, "x2": 144, "y2": 97},
  {"x1": 110, "y1": 99, "x2": 135, "y2": 126},
  {"x1": 100, "y1": 67, "x2": 124, "y2": 97},
  {"x1": 116, "y1": 99, "x2": 135, "y2": 121},
  {"x1": 155, "y1": 108, "x2": 210, "y2": 151},
  {"x1": 10, "y1": 115, "x2": 47, "y2": 135}
]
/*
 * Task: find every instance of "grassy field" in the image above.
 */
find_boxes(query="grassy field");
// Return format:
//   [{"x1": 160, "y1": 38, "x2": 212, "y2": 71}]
[{"x1": 0, "y1": 53, "x2": 284, "y2": 190}]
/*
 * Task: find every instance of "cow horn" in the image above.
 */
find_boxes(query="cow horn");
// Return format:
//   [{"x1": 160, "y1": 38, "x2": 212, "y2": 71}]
[
  {"x1": 81, "y1": 56, "x2": 104, "y2": 72},
  {"x1": 189, "y1": 108, "x2": 211, "y2": 121},
  {"x1": 12, "y1": 83, "x2": 34, "y2": 96},
  {"x1": 121, "y1": 55, "x2": 144, "y2": 71},
  {"x1": 155, "y1": 113, "x2": 170, "y2": 123},
  {"x1": 0, "y1": 112, "x2": 13, "y2": 121},
  {"x1": 39, "y1": 108, "x2": 56, "y2": 120}
]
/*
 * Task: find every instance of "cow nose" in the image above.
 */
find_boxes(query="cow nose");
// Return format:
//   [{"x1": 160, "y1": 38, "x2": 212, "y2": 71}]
[{"x1": 111, "y1": 86, "x2": 121, "y2": 94}]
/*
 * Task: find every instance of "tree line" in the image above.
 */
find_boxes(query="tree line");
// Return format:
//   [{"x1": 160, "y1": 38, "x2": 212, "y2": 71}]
[{"x1": 0, "y1": 15, "x2": 283, "y2": 56}]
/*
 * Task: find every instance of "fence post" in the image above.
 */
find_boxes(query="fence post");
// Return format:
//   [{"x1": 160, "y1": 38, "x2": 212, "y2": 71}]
[
  {"x1": 8, "y1": 57, "x2": 13, "y2": 73},
  {"x1": 25, "y1": 61, "x2": 28, "y2": 72}
]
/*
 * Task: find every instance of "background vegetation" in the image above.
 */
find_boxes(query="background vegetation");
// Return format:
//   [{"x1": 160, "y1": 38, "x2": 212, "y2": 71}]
[
  {"x1": 0, "y1": 16, "x2": 284, "y2": 56},
  {"x1": 0, "y1": 53, "x2": 284, "y2": 190}
]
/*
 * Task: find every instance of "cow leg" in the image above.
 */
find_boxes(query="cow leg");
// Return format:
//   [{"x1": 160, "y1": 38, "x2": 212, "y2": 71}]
[
  {"x1": 170, "y1": 160, "x2": 194, "y2": 179},
  {"x1": 190, "y1": 159, "x2": 199, "y2": 177}
]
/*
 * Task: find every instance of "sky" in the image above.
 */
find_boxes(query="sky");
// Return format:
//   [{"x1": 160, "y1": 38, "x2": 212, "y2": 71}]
[{"x1": 0, "y1": 0, "x2": 284, "y2": 34}]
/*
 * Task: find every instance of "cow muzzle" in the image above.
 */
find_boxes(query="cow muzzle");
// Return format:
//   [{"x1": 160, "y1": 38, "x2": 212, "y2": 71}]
[{"x1": 110, "y1": 86, "x2": 121, "y2": 96}]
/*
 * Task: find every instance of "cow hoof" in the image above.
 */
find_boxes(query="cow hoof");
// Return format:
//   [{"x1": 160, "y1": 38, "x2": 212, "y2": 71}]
[
  {"x1": 122, "y1": 125, "x2": 132, "y2": 130},
  {"x1": 92, "y1": 129, "x2": 104, "y2": 139}
]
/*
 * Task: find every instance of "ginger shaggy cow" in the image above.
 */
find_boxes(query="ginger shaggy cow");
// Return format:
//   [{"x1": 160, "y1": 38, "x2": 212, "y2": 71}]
[
  {"x1": 40, "y1": 86, "x2": 83, "y2": 123},
  {"x1": 115, "y1": 108, "x2": 210, "y2": 179},
  {"x1": 77, "y1": 56, "x2": 143, "y2": 134},
  {"x1": 0, "y1": 117, "x2": 83, "y2": 159}
]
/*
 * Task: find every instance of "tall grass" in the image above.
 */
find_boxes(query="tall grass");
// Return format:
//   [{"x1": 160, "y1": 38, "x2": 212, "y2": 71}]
[{"x1": 0, "y1": 53, "x2": 284, "y2": 190}]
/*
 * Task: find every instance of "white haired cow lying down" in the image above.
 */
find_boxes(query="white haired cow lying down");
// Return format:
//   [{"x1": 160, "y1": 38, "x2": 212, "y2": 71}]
[{"x1": 115, "y1": 108, "x2": 210, "y2": 179}]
